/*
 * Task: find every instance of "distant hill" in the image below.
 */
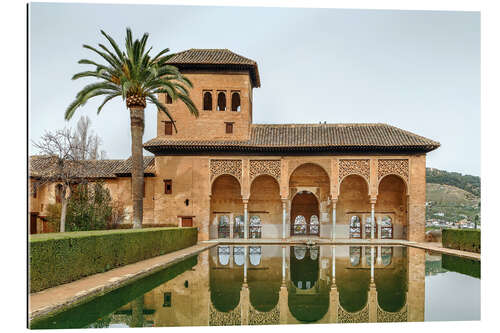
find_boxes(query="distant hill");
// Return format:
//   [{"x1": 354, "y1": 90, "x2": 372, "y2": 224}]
[
  {"x1": 426, "y1": 168, "x2": 480, "y2": 197},
  {"x1": 425, "y1": 168, "x2": 480, "y2": 223}
]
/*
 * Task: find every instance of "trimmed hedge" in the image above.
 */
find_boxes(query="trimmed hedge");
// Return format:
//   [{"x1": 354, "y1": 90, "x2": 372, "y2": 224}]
[
  {"x1": 111, "y1": 223, "x2": 178, "y2": 229},
  {"x1": 442, "y1": 229, "x2": 480, "y2": 253},
  {"x1": 442, "y1": 254, "x2": 480, "y2": 279},
  {"x1": 29, "y1": 227, "x2": 197, "y2": 293}
]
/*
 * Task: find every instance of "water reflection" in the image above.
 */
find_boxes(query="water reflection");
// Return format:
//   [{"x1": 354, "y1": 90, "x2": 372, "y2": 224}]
[{"x1": 31, "y1": 245, "x2": 480, "y2": 329}]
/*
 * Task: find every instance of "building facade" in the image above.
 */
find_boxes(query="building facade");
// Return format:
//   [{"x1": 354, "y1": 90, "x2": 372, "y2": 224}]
[{"x1": 29, "y1": 49, "x2": 439, "y2": 242}]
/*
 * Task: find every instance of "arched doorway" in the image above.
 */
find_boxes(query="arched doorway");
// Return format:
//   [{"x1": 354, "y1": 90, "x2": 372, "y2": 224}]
[
  {"x1": 376, "y1": 175, "x2": 407, "y2": 240},
  {"x1": 210, "y1": 175, "x2": 242, "y2": 239},
  {"x1": 291, "y1": 192, "x2": 320, "y2": 236}
]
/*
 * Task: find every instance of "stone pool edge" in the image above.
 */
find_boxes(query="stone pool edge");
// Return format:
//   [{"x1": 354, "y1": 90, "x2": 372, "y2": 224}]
[{"x1": 28, "y1": 243, "x2": 217, "y2": 325}]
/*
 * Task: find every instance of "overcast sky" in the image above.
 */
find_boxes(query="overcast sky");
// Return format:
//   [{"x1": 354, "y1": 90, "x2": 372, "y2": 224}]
[{"x1": 29, "y1": 3, "x2": 480, "y2": 176}]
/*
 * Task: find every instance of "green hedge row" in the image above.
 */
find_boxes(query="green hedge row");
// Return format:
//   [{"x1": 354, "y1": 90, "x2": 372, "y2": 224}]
[
  {"x1": 29, "y1": 227, "x2": 197, "y2": 293},
  {"x1": 442, "y1": 254, "x2": 480, "y2": 279},
  {"x1": 111, "y1": 223, "x2": 178, "y2": 229},
  {"x1": 442, "y1": 229, "x2": 480, "y2": 253}
]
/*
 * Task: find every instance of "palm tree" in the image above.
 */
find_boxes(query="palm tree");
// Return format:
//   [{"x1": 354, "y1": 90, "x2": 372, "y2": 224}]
[{"x1": 65, "y1": 28, "x2": 198, "y2": 229}]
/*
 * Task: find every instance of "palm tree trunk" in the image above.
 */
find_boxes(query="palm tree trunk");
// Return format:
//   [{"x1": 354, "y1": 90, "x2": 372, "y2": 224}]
[{"x1": 130, "y1": 106, "x2": 144, "y2": 229}]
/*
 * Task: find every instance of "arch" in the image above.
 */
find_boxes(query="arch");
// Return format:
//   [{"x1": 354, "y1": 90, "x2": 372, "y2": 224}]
[
  {"x1": 338, "y1": 175, "x2": 370, "y2": 239},
  {"x1": 375, "y1": 247, "x2": 407, "y2": 312},
  {"x1": 289, "y1": 162, "x2": 330, "y2": 182},
  {"x1": 290, "y1": 246, "x2": 319, "y2": 290},
  {"x1": 231, "y1": 92, "x2": 241, "y2": 111},
  {"x1": 217, "y1": 92, "x2": 226, "y2": 111},
  {"x1": 203, "y1": 91, "x2": 212, "y2": 110},
  {"x1": 210, "y1": 174, "x2": 243, "y2": 239},
  {"x1": 210, "y1": 252, "x2": 243, "y2": 312},
  {"x1": 336, "y1": 257, "x2": 370, "y2": 313},
  {"x1": 375, "y1": 175, "x2": 408, "y2": 240},
  {"x1": 291, "y1": 192, "x2": 319, "y2": 236},
  {"x1": 248, "y1": 175, "x2": 281, "y2": 239},
  {"x1": 378, "y1": 173, "x2": 409, "y2": 191}
]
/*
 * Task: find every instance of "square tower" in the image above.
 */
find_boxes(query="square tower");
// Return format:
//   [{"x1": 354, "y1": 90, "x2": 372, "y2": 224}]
[{"x1": 156, "y1": 49, "x2": 261, "y2": 141}]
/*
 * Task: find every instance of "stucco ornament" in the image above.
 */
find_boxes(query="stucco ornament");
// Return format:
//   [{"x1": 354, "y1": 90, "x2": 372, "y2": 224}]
[
  {"x1": 210, "y1": 159, "x2": 242, "y2": 182},
  {"x1": 337, "y1": 304, "x2": 369, "y2": 323},
  {"x1": 339, "y1": 159, "x2": 370, "y2": 183},
  {"x1": 209, "y1": 303, "x2": 242, "y2": 326},
  {"x1": 376, "y1": 304, "x2": 408, "y2": 322},
  {"x1": 249, "y1": 305, "x2": 280, "y2": 325},
  {"x1": 249, "y1": 160, "x2": 281, "y2": 182},
  {"x1": 378, "y1": 159, "x2": 409, "y2": 182}
]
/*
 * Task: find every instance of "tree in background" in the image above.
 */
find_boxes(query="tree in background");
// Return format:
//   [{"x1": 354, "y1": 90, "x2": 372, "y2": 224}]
[
  {"x1": 65, "y1": 181, "x2": 112, "y2": 231},
  {"x1": 65, "y1": 28, "x2": 199, "y2": 229},
  {"x1": 71, "y1": 115, "x2": 107, "y2": 160}
]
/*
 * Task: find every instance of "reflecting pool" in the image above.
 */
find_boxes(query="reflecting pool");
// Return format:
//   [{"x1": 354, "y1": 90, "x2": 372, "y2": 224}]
[{"x1": 30, "y1": 245, "x2": 480, "y2": 329}]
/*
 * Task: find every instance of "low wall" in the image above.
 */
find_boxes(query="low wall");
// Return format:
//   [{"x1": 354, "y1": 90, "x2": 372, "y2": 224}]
[
  {"x1": 442, "y1": 229, "x2": 480, "y2": 253},
  {"x1": 29, "y1": 227, "x2": 198, "y2": 293}
]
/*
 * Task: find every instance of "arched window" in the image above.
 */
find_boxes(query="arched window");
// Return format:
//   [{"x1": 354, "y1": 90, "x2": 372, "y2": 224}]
[
  {"x1": 350, "y1": 216, "x2": 361, "y2": 238},
  {"x1": 218, "y1": 215, "x2": 230, "y2": 238},
  {"x1": 217, "y1": 92, "x2": 226, "y2": 111},
  {"x1": 203, "y1": 91, "x2": 212, "y2": 111},
  {"x1": 234, "y1": 215, "x2": 244, "y2": 238},
  {"x1": 55, "y1": 184, "x2": 63, "y2": 204},
  {"x1": 310, "y1": 215, "x2": 319, "y2": 235},
  {"x1": 231, "y1": 92, "x2": 241, "y2": 111},
  {"x1": 249, "y1": 246, "x2": 262, "y2": 266},
  {"x1": 233, "y1": 246, "x2": 245, "y2": 266},
  {"x1": 294, "y1": 215, "x2": 307, "y2": 235},
  {"x1": 349, "y1": 247, "x2": 361, "y2": 266},
  {"x1": 294, "y1": 246, "x2": 307, "y2": 260},
  {"x1": 364, "y1": 216, "x2": 377, "y2": 238},
  {"x1": 310, "y1": 246, "x2": 319, "y2": 261},
  {"x1": 381, "y1": 247, "x2": 393, "y2": 266},
  {"x1": 218, "y1": 245, "x2": 230, "y2": 266},
  {"x1": 249, "y1": 215, "x2": 262, "y2": 239},
  {"x1": 381, "y1": 216, "x2": 393, "y2": 239}
]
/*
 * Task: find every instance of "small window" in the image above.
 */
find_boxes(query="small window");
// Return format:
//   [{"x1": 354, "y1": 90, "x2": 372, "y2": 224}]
[
  {"x1": 203, "y1": 91, "x2": 212, "y2": 111},
  {"x1": 225, "y1": 122, "x2": 233, "y2": 134},
  {"x1": 166, "y1": 93, "x2": 173, "y2": 104},
  {"x1": 217, "y1": 92, "x2": 226, "y2": 111},
  {"x1": 164, "y1": 121, "x2": 173, "y2": 136},
  {"x1": 164, "y1": 179, "x2": 172, "y2": 194},
  {"x1": 163, "y1": 292, "x2": 172, "y2": 307},
  {"x1": 231, "y1": 92, "x2": 241, "y2": 111}
]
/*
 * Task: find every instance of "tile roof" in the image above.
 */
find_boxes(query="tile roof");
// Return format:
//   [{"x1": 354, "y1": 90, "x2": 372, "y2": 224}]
[
  {"x1": 29, "y1": 156, "x2": 155, "y2": 178},
  {"x1": 166, "y1": 49, "x2": 261, "y2": 88},
  {"x1": 143, "y1": 123, "x2": 440, "y2": 154}
]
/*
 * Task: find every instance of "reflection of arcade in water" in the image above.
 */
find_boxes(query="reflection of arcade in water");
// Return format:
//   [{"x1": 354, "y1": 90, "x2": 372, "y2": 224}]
[{"x1": 124, "y1": 245, "x2": 425, "y2": 326}]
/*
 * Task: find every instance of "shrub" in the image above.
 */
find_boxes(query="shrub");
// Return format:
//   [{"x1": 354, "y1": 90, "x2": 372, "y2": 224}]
[
  {"x1": 66, "y1": 182, "x2": 112, "y2": 231},
  {"x1": 442, "y1": 254, "x2": 480, "y2": 279},
  {"x1": 442, "y1": 229, "x2": 480, "y2": 253},
  {"x1": 29, "y1": 227, "x2": 197, "y2": 293}
]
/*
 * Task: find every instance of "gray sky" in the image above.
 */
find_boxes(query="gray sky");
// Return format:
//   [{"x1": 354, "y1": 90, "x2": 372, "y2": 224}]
[{"x1": 29, "y1": 3, "x2": 480, "y2": 176}]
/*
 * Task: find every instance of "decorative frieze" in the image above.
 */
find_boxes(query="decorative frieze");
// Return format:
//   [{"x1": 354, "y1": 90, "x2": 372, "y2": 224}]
[
  {"x1": 249, "y1": 160, "x2": 281, "y2": 182},
  {"x1": 209, "y1": 303, "x2": 241, "y2": 326},
  {"x1": 339, "y1": 159, "x2": 370, "y2": 182},
  {"x1": 248, "y1": 305, "x2": 280, "y2": 325},
  {"x1": 376, "y1": 305, "x2": 408, "y2": 322},
  {"x1": 210, "y1": 159, "x2": 242, "y2": 182},
  {"x1": 337, "y1": 304, "x2": 369, "y2": 323},
  {"x1": 378, "y1": 159, "x2": 409, "y2": 183}
]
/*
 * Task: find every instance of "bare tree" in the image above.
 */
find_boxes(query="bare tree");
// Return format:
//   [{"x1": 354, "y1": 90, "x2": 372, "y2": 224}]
[
  {"x1": 32, "y1": 128, "x2": 97, "y2": 232},
  {"x1": 71, "y1": 116, "x2": 106, "y2": 160}
]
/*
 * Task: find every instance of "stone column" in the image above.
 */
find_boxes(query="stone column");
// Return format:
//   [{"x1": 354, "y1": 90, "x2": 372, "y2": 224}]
[
  {"x1": 370, "y1": 246, "x2": 375, "y2": 282},
  {"x1": 244, "y1": 245, "x2": 248, "y2": 283},
  {"x1": 370, "y1": 200, "x2": 376, "y2": 240},
  {"x1": 331, "y1": 200, "x2": 337, "y2": 240},
  {"x1": 377, "y1": 245, "x2": 382, "y2": 265},
  {"x1": 282, "y1": 246, "x2": 286, "y2": 282},
  {"x1": 243, "y1": 199, "x2": 249, "y2": 239},
  {"x1": 331, "y1": 246, "x2": 336, "y2": 282},
  {"x1": 282, "y1": 200, "x2": 287, "y2": 239},
  {"x1": 377, "y1": 216, "x2": 382, "y2": 239}
]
